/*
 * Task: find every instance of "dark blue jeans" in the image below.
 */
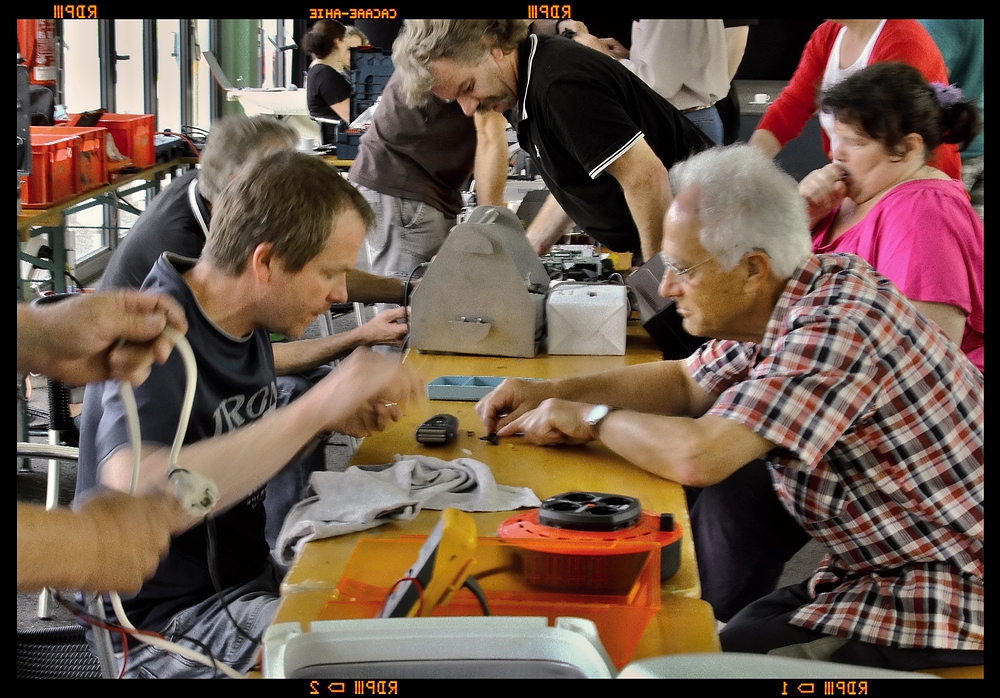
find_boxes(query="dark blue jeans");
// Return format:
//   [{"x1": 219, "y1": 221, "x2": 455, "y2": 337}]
[
  {"x1": 720, "y1": 579, "x2": 984, "y2": 671},
  {"x1": 686, "y1": 459, "x2": 812, "y2": 622}
]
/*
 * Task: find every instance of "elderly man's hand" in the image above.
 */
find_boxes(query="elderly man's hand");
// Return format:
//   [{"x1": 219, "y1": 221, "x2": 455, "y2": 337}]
[
  {"x1": 475, "y1": 377, "x2": 554, "y2": 435},
  {"x1": 496, "y1": 398, "x2": 596, "y2": 445}
]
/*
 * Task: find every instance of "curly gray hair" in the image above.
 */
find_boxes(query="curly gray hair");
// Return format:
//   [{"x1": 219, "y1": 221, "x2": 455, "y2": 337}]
[{"x1": 391, "y1": 20, "x2": 528, "y2": 107}]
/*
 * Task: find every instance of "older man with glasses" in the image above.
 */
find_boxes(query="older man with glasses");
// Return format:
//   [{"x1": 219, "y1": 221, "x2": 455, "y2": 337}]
[{"x1": 475, "y1": 145, "x2": 983, "y2": 672}]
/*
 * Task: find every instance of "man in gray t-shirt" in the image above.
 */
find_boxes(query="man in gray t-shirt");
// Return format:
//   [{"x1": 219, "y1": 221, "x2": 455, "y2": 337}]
[{"x1": 77, "y1": 150, "x2": 421, "y2": 678}]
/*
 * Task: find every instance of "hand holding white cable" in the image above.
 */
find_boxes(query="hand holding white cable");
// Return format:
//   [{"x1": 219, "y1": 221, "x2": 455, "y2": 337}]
[
  {"x1": 119, "y1": 325, "x2": 219, "y2": 514},
  {"x1": 112, "y1": 325, "x2": 239, "y2": 677}
]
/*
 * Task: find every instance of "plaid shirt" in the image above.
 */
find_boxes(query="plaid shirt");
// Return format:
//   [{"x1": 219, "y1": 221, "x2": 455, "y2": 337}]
[{"x1": 688, "y1": 254, "x2": 984, "y2": 650}]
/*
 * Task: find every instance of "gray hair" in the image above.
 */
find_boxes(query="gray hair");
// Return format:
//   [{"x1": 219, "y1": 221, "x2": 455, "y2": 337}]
[
  {"x1": 668, "y1": 145, "x2": 811, "y2": 279},
  {"x1": 344, "y1": 25, "x2": 368, "y2": 45},
  {"x1": 197, "y1": 115, "x2": 298, "y2": 203},
  {"x1": 392, "y1": 20, "x2": 528, "y2": 107}
]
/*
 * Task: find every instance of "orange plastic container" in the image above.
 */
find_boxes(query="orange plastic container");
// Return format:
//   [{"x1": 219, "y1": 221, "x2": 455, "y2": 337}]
[
  {"x1": 19, "y1": 132, "x2": 78, "y2": 208},
  {"x1": 319, "y1": 537, "x2": 661, "y2": 669},
  {"x1": 97, "y1": 113, "x2": 155, "y2": 168},
  {"x1": 31, "y1": 125, "x2": 108, "y2": 192}
]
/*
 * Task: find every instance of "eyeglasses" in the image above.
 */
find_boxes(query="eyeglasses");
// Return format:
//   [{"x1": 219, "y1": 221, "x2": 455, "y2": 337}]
[{"x1": 658, "y1": 251, "x2": 721, "y2": 281}]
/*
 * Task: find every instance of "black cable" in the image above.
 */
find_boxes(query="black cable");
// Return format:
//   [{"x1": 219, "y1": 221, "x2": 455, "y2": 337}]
[
  {"x1": 54, "y1": 591, "x2": 224, "y2": 678},
  {"x1": 204, "y1": 515, "x2": 264, "y2": 647},
  {"x1": 64, "y1": 268, "x2": 84, "y2": 289},
  {"x1": 31, "y1": 245, "x2": 83, "y2": 291},
  {"x1": 461, "y1": 576, "x2": 490, "y2": 616},
  {"x1": 402, "y1": 261, "x2": 429, "y2": 308},
  {"x1": 399, "y1": 261, "x2": 429, "y2": 353}
]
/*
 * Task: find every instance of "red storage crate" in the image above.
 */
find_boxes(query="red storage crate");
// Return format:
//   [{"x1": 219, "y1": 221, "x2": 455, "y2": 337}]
[
  {"x1": 19, "y1": 132, "x2": 79, "y2": 208},
  {"x1": 31, "y1": 125, "x2": 108, "y2": 192},
  {"x1": 97, "y1": 113, "x2": 155, "y2": 168}
]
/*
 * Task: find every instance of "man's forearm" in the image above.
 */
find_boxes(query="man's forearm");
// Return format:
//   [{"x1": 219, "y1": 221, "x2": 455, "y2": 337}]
[
  {"x1": 548, "y1": 360, "x2": 702, "y2": 415},
  {"x1": 17, "y1": 503, "x2": 125, "y2": 591},
  {"x1": 18, "y1": 495, "x2": 180, "y2": 592},
  {"x1": 605, "y1": 138, "x2": 671, "y2": 262},
  {"x1": 18, "y1": 504, "x2": 90, "y2": 590},
  {"x1": 748, "y1": 129, "x2": 782, "y2": 158},
  {"x1": 101, "y1": 392, "x2": 331, "y2": 515},
  {"x1": 595, "y1": 410, "x2": 772, "y2": 487},
  {"x1": 622, "y1": 173, "x2": 670, "y2": 263},
  {"x1": 272, "y1": 330, "x2": 367, "y2": 375},
  {"x1": 525, "y1": 194, "x2": 573, "y2": 254},
  {"x1": 17, "y1": 304, "x2": 48, "y2": 375},
  {"x1": 473, "y1": 111, "x2": 509, "y2": 206},
  {"x1": 99, "y1": 352, "x2": 418, "y2": 517},
  {"x1": 346, "y1": 269, "x2": 407, "y2": 304}
]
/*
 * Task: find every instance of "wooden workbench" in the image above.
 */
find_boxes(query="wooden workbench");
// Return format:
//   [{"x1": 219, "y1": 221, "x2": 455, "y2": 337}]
[{"x1": 274, "y1": 327, "x2": 720, "y2": 661}]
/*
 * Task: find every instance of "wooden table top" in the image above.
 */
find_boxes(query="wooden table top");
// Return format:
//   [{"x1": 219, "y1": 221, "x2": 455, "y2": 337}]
[{"x1": 274, "y1": 326, "x2": 720, "y2": 661}]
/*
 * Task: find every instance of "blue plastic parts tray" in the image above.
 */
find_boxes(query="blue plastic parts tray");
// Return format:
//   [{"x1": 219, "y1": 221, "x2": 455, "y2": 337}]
[{"x1": 427, "y1": 375, "x2": 505, "y2": 401}]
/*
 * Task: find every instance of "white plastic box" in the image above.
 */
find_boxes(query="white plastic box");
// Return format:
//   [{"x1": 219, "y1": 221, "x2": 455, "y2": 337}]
[
  {"x1": 263, "y1": 616, "x2": 617, "y2": 678},
  {"x1": 262, "y1": 617, "x2": 937, "y2": 680},
  {"x1": 546, "y1": 284, "x2": 628, "y2": 355}
]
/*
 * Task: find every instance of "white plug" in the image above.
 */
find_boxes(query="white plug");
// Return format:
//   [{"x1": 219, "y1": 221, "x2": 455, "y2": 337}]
[{"x1": 169, "y1": 468, "x2": 220, "y2": 517}]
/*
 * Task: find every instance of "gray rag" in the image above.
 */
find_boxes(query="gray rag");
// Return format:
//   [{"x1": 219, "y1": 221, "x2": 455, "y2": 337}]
[{"x1": 275, "y1": 454, "x2": 541, "y2": 564}]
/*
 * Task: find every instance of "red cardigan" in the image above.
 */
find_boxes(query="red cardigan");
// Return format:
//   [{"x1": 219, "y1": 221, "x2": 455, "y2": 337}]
[{"x1": 756, "y1": 20, "x2": 960, "y2": 179}]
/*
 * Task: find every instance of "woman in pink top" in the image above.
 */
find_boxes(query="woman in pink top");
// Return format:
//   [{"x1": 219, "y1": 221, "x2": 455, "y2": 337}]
[
  {"x1": 801, "y1": 62, "x2": 983, "y2": 371},
  {"x1": 751, "y1": 20, "x2": 960, "y2": 180}
]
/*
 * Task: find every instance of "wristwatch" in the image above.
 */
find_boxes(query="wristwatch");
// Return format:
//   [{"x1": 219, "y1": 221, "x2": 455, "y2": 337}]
[{"x1": 585, "y1": 404, "x2": 613, "y2": 440}]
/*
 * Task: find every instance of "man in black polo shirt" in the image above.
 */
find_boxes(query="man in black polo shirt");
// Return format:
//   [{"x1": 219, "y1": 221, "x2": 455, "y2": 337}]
[{"x1": 391, "y1": 19, "x2": 712, "y2": 262}]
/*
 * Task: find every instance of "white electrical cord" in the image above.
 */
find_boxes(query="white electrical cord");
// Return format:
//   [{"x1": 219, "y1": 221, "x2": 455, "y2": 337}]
[
  {"x1": 109, "y1": 327, "x2": 242, "y2": 678},
  {"x1": 120, "y1": 326, "x2": 219, "y2": 514}
]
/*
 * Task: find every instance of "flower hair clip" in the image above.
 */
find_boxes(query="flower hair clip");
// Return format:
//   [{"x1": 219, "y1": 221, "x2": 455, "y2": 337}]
[{"x1": 931, "y1": 82, "x2": 963, "y2": 109}]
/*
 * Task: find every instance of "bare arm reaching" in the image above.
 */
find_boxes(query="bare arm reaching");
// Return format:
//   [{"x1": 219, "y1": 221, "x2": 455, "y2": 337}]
[
  {"x1": 17, "y1": 493, "x2": 187, "y2": 592},
  {"x1": 604, "y1": 137, "x2": 673, "y2": 262},
  {"x1": 502, "y1": 400, "x2": 775, "y2": 487},
  {"x1": 345, "y1": 269, "x2": 407, "y2": 305},
  {"x1": 476, "y1": 360, "x2": 713, "y2": 434},
  {"x1": 473, "y1": 111, "x2": 510, "y2": 206},
  {"x1": 525, "y1": 194, "x2": 574, "y2": 255},
  {"x1": 98, "y1": 348, "x2": 422, "y2": 517}
]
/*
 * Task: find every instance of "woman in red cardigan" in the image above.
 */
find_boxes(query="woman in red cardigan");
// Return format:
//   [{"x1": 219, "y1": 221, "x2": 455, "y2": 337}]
[{"x1": 749, "y1": 20, "x2": 960, "y2": 179}]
